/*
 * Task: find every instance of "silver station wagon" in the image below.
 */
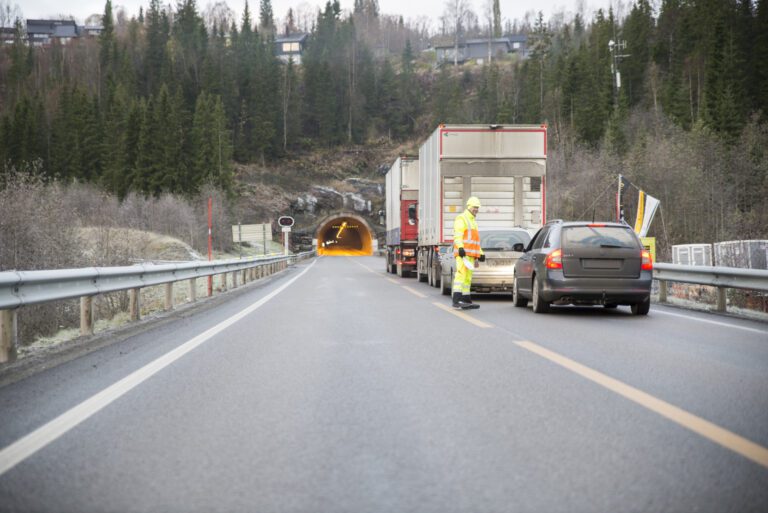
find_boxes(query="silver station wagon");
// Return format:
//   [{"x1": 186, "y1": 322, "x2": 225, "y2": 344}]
[{"x1": 512, "y1": 220, "x2": 653, "y2": 315}]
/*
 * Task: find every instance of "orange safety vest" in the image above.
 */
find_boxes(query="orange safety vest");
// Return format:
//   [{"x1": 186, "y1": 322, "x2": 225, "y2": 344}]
[{"x1": 453, "y1": 211, "x2": 481, "y2": 258}]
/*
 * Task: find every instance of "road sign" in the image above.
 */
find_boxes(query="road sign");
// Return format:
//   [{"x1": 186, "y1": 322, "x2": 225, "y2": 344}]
[{"x1": 278, "y1": 216, "x2": 295, "y2": 228}]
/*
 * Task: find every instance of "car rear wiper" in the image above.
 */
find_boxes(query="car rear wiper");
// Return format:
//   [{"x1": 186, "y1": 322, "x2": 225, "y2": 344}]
[{"x1": 600, "y1": 244, "x2": 632, "y2": 248}]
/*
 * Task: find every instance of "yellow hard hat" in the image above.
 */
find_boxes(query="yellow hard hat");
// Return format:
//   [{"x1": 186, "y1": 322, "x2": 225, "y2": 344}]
[{"x1": 467, "y1": 196, "x2": 482, "y2": 208}]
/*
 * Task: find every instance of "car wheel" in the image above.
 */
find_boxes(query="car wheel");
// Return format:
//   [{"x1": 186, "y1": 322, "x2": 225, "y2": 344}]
[
  {"x1": 512, "y1": 276, "x2": 528, "y2": 307},
  {"x1": 531, "y1": 275, "x2": 550, "y2": 313},
  {"x1": 631, "y1": 297, "x2": 650, "y2": 316}
]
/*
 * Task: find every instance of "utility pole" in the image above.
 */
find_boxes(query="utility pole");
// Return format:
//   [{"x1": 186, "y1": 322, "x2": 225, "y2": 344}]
[{"x1": 608, "y1": 39, "x2": 630, "y2": 108}]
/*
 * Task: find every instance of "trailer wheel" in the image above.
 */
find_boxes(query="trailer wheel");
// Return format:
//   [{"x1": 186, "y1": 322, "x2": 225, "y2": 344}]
[
  {"x1": 417, "y1": 252, "x2": 428, "y2": 283},
  {"x1": 441, "y1": 270, "x2": 452, "y2": 295}
]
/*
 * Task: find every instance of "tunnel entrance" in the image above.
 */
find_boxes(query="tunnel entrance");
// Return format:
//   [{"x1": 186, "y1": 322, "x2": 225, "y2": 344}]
[{"x1": 316, "y1": 214, "x2": 374, "y2": 256}]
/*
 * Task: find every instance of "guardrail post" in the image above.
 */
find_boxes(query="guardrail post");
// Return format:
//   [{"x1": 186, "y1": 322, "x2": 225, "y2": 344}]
[
  {"x1": 659, "y1": 280, "x2": 667, "y2": 303},
  {"x1": 80, "y1": 296, "x2": 94, "y2": 336},
  {"x1": 221, "y1": 273, "x2": 228, "y2": 292},
  {"x1": 716, "y1": 287, "x2": 727, "y2": 312},
  {"x1": 129, "y1": 288, "x2": 141, "y2": 321},
  {"x1": 0, "y1": 309, "x2": 18, "y2": 364},
  {"x1": 232, "y1": 271, "x2": 238, "y2": 289},
  {"x1": 189, "y1": 278, "x2": 197, "y2": 302},
  {"x1": 165, "y1": 283, "x2": 174, "y2": 310}
]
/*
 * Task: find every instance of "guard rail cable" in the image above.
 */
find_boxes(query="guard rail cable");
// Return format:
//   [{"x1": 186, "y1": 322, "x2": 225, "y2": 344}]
[{"x1": 0, "y1": 251, "x2": 316, "y2": 363}]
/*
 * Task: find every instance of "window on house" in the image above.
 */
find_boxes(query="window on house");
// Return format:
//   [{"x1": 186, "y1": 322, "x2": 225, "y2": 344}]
[
  {"x1": 530, "y1": 177, "x2": 541, "y2": 192},
  {"x1": 513, "y1": 42, "x2": 520, "y2": 49},
  {"x1": 282, "y1": 42, "x2": 299, "y2": 52}
]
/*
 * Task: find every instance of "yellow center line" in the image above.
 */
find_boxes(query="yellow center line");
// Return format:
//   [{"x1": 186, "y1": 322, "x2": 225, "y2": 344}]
[
  {"x1": 514, "y1": 340, "x2": 768, "y2": 469},
  {"x1": 402, "y1": 286, "x2": 427, "y2": 298},
  {"x1": 386, "y1": 278, "x2": 400, "y2": 285},
  {"x1": 433, "y1": 302, "x2": 493, "y2": 329}
]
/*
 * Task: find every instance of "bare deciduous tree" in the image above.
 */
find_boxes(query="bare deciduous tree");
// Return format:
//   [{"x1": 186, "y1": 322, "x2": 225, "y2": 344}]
[{"x1": 443, "y1": 0, "x2": 472, "y2": 66}]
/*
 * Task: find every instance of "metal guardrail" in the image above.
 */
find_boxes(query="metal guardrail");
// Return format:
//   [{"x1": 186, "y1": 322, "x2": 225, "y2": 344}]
[
  {"x1": 0, "y1": 251, "x2": 316, "y2": 363},
  {"x1": 653, "y1": 263, "x2": 768, "y2": 313}
]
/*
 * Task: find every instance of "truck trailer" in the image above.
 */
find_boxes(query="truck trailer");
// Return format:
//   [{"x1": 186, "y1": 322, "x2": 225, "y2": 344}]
[
  {"x1": 384, "y1": 156, "x2": 420, "y2": 277},
  {"x1": 416, "y1": 124, "x2": 548, "y2": 288}
]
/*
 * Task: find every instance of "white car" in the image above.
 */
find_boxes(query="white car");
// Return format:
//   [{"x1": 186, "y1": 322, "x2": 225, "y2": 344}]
[{"x1": 440, "y1": 228, "x2": 532, "y2": 295}]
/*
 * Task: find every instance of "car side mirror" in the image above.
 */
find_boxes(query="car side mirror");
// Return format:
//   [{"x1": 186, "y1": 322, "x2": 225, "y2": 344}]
[{"x1": 513, "y1": 243, "x2": 526, "y2": 252}]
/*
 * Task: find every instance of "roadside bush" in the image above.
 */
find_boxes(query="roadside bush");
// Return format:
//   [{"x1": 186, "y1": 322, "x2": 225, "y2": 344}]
[
  {"x1": 0, "y1": 174, "x2": 83, "y2": 341},
  {"x1": 0, "y1": 175, "x2": 233, "y2": 345}
]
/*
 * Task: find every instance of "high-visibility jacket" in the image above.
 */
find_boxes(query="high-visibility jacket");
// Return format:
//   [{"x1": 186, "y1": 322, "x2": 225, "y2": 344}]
[{"x1": 453, "y1": 210, "x2": 483, "y2": 258}]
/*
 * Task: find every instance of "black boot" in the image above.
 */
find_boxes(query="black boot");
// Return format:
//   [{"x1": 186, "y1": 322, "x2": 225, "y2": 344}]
[
  {"x1": 461, "y1": 295, "x2": 480, "y2": 309},
  {"x1": 452, "y1": 292, "x2": 463, "y2": 309}
]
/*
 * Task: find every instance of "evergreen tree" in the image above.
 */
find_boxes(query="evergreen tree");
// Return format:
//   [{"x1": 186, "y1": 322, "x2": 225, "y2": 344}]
[
  {"x1": 99, "y1": 0, "x2": 117, "y2": 103},
  {"x1": 144, "y1": 0, "x2": 171, "y2": 96},
  {"x1": 259, "y1": 0, "x2": 275, "y2": 34},
  {"x1": 754, "y1": 0, "x2": 768, "y2": 114},
  {"x1": 492, "y1": 0, "x2": 501, "y2": 38}
]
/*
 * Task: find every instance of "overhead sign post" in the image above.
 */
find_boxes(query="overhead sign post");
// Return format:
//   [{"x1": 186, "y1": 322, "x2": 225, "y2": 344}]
[{"x1": 278, "y1": 216, "x2": 295, "y2": 256}]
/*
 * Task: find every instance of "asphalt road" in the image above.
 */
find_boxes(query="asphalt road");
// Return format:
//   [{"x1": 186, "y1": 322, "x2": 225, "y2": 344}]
[{"x1": 0, "y1": 256, "x2": 767, "y2": 512}]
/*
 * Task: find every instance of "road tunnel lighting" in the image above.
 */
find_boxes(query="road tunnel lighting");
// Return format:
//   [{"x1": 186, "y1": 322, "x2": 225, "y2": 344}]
[{"x1": 336, "y1": 221, "x2": 348, "y2": 239}]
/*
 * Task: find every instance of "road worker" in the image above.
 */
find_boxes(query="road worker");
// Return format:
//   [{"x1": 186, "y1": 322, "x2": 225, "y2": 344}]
[{"x1": 452, "y1": 196, "x2": 485, "y2": 309}]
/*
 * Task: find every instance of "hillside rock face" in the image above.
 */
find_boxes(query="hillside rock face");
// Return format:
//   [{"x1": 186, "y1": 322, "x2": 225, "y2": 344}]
[{"x1": 288, "y1": 178, "x2": 385, "y2": 250}]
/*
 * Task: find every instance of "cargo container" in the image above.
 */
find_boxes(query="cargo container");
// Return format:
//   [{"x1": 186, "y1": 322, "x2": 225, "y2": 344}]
[
  {"x1": 384, "y1": 156, "x2": 419, "y2": 277},
  {"x1": 416, "y1": 124, "x2": 548, "y2": 288},
  {"x1": 672, "y1": 244, "x2": 713, "y2": 267}
]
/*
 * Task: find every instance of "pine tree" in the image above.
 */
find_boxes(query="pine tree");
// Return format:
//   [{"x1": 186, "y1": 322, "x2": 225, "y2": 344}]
[
  {"x1": 99, "y1": 0, "x2": 117, "y2": 103},
  {"x1": 145, "y1": 0, "x2": 171, "y2": 96},
  {"x1": 754, "y1": 0, "x2": 768, "y2": 115},
  {"x1": 259, "y1": 0, "x2": 275, "y2": 35}
]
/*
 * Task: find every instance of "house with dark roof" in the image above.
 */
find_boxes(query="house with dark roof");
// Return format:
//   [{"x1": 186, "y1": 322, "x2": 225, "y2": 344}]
[
  {"x1": 434, "y1": 35, "x2": 528, "y2": 65},
  {"x1": 507, "y1": 34, "x2": 528, "y2": 58},
  {"x1": 26, "y1": 19, "x2": 79, "y2": 46},
  {"x1": 0, "y1": 27, "x2": 16, "y2": 45},
  {"x1": 274, "y1": 33, "x2": 308, "y2": 65}
]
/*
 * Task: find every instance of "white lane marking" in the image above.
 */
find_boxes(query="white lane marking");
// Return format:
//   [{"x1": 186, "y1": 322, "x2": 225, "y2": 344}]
[
  {"x1": 0, "y1": 260, "x2": 317, "y2": 477},
  {"x1": 653, "y1": 309, "x2": 768, "y2": 335}
]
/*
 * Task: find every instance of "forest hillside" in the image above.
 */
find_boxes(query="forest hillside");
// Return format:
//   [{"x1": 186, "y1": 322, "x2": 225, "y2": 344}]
[{"x1": 1, "y1": 0, "x2": 766, "y2": 265}]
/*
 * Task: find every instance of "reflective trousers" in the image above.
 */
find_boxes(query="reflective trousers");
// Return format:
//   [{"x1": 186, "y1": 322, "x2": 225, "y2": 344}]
[{"x1": 452, "y1": 256, "x2": 475, "y2": 295}]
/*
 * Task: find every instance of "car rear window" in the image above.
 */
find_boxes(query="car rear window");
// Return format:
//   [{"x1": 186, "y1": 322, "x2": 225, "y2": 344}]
[
  {"x1": 481, "y1": 231, "x2": 531, "y2": 250},
  {"x1": 562, "y1": 226, "x2": 640, "y2": 249}
]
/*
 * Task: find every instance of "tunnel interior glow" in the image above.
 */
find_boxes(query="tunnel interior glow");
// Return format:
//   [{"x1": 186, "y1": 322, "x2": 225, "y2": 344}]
[{"x1": 317, "y1": 216, "x2": 373, "y2": 256}]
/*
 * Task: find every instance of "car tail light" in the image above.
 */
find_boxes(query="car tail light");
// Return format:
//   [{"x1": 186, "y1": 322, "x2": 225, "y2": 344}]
[
  {"x1": 545, "y1": 249, "x2": 563, "y2": 269},
  {"x1": 395, "y1": 248, "x2": 401, "y2": 255},
  {"x1": 587, "y1": 223, "x2": 606, "y2": 227},
  {"x1": 641, "y1": 249, "x2": 653, "y2": 270}
]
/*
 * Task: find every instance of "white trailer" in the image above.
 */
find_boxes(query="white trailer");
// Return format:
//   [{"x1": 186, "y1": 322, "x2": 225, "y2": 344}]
[
  {"x1": 416, "y1": 124, "x2": 548, "y2": 285},
  {"x1": 384, "y1": 156, "x2": 420, "y2": 276}
]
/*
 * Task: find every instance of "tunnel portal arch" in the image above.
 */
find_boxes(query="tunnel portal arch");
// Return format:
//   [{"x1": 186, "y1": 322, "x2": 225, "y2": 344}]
[{"x1": 315, "y1": 213, "x2": 375, "y2": 256}]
